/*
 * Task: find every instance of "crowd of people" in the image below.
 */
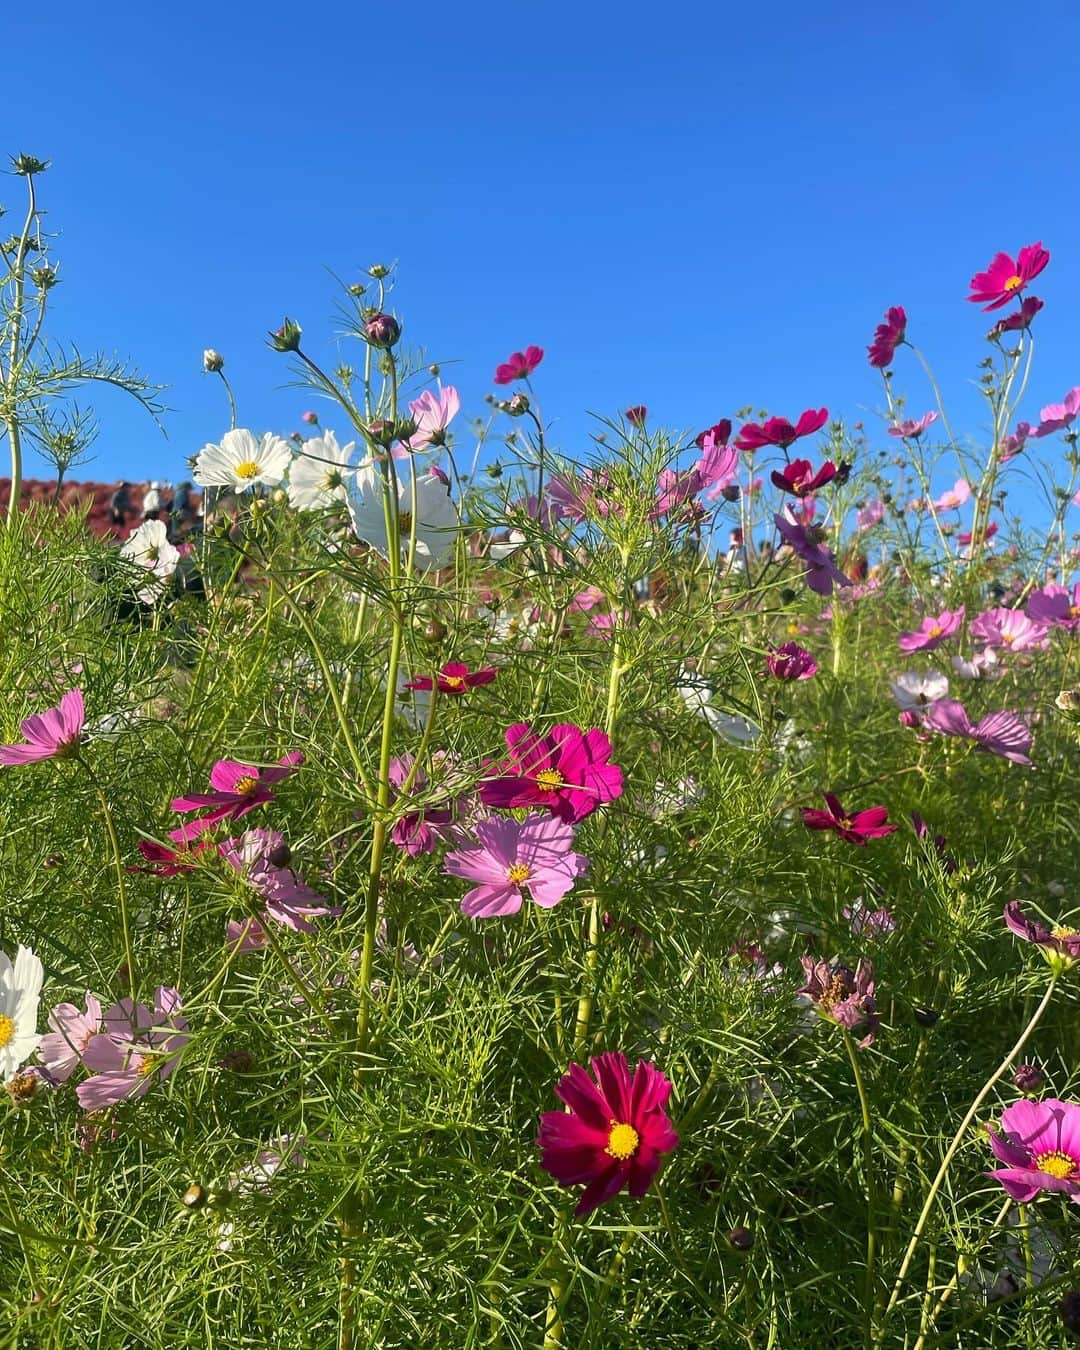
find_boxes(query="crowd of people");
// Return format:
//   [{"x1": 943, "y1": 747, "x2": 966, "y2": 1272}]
[{"x1": 108, "y1": 479, "x2": 201, "y2": 541}]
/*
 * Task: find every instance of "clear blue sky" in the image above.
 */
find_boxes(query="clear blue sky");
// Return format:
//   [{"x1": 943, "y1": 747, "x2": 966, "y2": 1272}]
[{"x1": 5, "y1": 1, "x2": 1080, "y2": 502}]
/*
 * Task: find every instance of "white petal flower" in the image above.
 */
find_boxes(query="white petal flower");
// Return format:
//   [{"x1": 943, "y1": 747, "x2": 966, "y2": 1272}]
[
  {"x1": 890, "y1": 670, "x2": 949, "y2": 710},
  {"x1": 951, "y1": 649, "x2": 1001, "y2": 681},
  {"x1": 0, "y1": 945, "x2": 44, "y2": 1082},
  {"x1": 287, "y1": 431, "x2": 360, "y2": 511},
  {"x1": 194, "y1": 428, "x2": 292, "y2": 491},
  {"x1": 676, "y1": 669, "x2": 760, "y2": 744},
  {"x1": 347, "y1": 463, "x2": 459, "y2": 569},
  {"x1": 120, "y1": 520, "x2": 180, "y2": 602}
]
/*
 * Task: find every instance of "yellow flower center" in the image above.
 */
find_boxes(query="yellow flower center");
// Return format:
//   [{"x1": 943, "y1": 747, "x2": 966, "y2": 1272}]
[
  {"x1": 819, "y1": 974, "x2": 848, "y2": 1012},
  {"x1": 136, "y1": 1054, "x2": 161, "y2": 1078},
  {"x1": 606, "y1": 1121, "x2": 640, "y2": 1160},
  {"x1": 398, "y1": 511, "x2": 413, "y2": 534},
  {"x1": 443, "y1": 675, "x2": 465, "y2": 690},
  {"x1": 1051, "y1": 925, "x2": 1079, "y2": 940},
  {"x1": 0, "y1": 1014, "x2": 14, "y2": 1048},
  {"x1": 1034, "y1": 1149, "x2": 1075, "y2": 1179},
  {"x1": 928, "y1": 624, "x2": 943, "y2": 638},
  {"x1": 1002, "y1": 632, "x2": 1015, "y2": 646},
  {"x1": 1003, "y1": 274, "x2": 1023, "y2": 293},
  {"x1": 506, "y1": 863, "x2": 531, "y2": 884},
  {"x1": 234, "y1": 460, "x2": 261, "y2": 480},
  {"x1": 233, "y1": 775, "x2": 258, "y2": 796},
  {"x1": 535, "y1": 769, "x2": 565, "y2": 793}
]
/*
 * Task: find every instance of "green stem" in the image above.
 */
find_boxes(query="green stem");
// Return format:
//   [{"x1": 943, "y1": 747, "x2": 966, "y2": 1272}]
[
  {"x1": 81, "y1": 760, "x2": 136, "y2": 995},
  {"x1": 843, "y1": 1029, "x2": 877, "y2": 1349}
]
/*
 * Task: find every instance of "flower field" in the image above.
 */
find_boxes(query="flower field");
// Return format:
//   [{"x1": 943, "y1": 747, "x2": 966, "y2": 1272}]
[{"x1": 1, "y1": 160, "x2": 1079, "y2": 1348}]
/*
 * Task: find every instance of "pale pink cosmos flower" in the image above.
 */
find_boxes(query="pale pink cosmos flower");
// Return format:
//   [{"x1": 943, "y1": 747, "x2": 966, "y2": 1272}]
[
  {"x1": 897, "y1": 608, "x2": 964, "y2": 653},
  {"x1": 843, "y1": 900, "x2": 897, "y2": 939},
  {"x1": 932, "y1": 479, "x2": 971, "y2": 512},
  {"x1": 0, "y1": 688, "x2": 85, "y2": 766},
  {"x1": 221, "y1": 828, "x2": 342, "y2": 934},
  {"x1": 890, "y1": 670, "x2": 948, "y2": 710},
  {"x1": 1027, "y1": 582, "x2": 1080, "y2": 631},
  {"x1": 888, "y1": 412, "x2": 938, "y2": 439},
  {"x1": 225, "y1": 917, "x2": 269, "y2": 954},
  {"x1": 75, "y1": 987, "x2": 189, "y2": 1111},
  {"x1": 970, "y1": 607, "x2": 1049, "y2": 653},
  {"x1": 444, "y1": 813, "x2": 588, "y2": 918},
  {"x1": 568, "y1": 586, "x2": 606, "y2": 614},
  {"x1": 923, "y1": 698, "x2": 1033, "y2": 766},
  {"x1": 407, "y1": 386, "x2": 460, "y2": 449},
  {"x1": 856, "y1": 499, "x2": 885, "y2": 531},
  {"x1": 951, "y1": 648, "x2": 1001, "y2": 680},
  {"x1": 1000, "y1": 422, "x2": 1033, "y2": 460},
  {"x1": 38, "y1": 993, "x2": 103, "y2": 1083},
  {"x1": 1034, "y1": 387, "x2": 1080, "y2": 438}
]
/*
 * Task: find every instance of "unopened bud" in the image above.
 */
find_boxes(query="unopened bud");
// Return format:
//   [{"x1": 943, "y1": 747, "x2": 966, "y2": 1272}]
[
  {"x1": 721, "y1": 484, "x2": 740, "y2": 502},
  {"x1": 203, "y1": 348, "x2": 224, "y2": 373},
  {"x1": 727, "y1": 1226, "x2": 754, "y2": 1251},
  {"x1": 1013, "y1": 1063, "x2": 1044, "y2": 1094},
  {"x1": 11, "y1": 153, "x2": 49, "y2": 176},
  {"x1": 301, "y1": 410, "x2": 318, "y2": 426},
  {"x1": 181, "y1": 1183, "x2": 207, "y2": 1210},
  {"x1": 219, "y1": 1048, "x2": 255, "y2": 1073},
  {"x1": 913, "y1": 1006, "x2": 940, "y2": 1027},
  {"x1": 507, "y1": 392, "x2": 530, "y2": 417},
  {"x1": 423, "y1": 619, "x2": 447, "y2": 643},
  {"x1": 1056, "y1": 689, "x2": 1080, "y2": 712},
  {"x1": 268, "y1": 317, "x2": 303, "y2": 353},
  {"x1": 364, "y1": 312, "x2": 401, "y2": 348},
  {"x1": 367, "y1": 263, "x2": 390, "y2": 279}
]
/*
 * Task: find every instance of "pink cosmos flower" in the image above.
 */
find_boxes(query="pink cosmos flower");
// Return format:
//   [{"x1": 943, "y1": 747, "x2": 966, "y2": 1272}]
[
  {"x1": 868, "y1": 306, "x2": 907, "y2": 368},
  {"x1": 569, "y1": 586, "x2": 606, "y2": 614},
  {"x1": 407, "y1": 386, "x2": 460, "y2": 449},
  {"x1": 695, "y1": 419, "x2": 731, "y2": 449},
  {"x1": 766, "y1": 642, "x2": 817, "y2": 681},
  {"x1": 221, "y1": 828, "x2": 342, "y2": 934},
  {"x1": 545, "y1": 468, "x2": 615, "y2": 522},
  {"x1": 444, "y1": 813, "x2": 588, "y2": 918},
  {"x1": 774, "y1": 512, "x2": 851, "y2": 597},
  {"x1": 479, "y1": 722, "x2": 623, "y2": 823},
  {"x1": 736, "y1": 408, "x2": 828, "y2": 452},
  {"x1": 951, "y1": 648, "x2": 1001, "y2": 681},
  {"x1": 932, "y1": 479, "x2": 971, "y2": 512},
  {"x1": 130, "y1": 838, "x2": 213, "y2": 877},
  {"x1": 958, "y1": 521, "x2": 998, "y2": 548},
  {"x1": 970, "y1": 607, "x2": 1048, "y2": 652},
  {"x1": 1027, "y1": 582, "x2": 1080, "y2": 631},
  {"x1": 0, "y1": 688, "x2": 84, "y2": 766},
  {"x1": 923, "y1": 699, "x2": 1033, "y2": 766},
  {"x1": 387, "y1": 753, "x2": 463, "y2": 856},
  {"x1": 897, "y1": 608, "x2": 964, "y2": 653},
  {"x1": 1001, "y1": 422, "x2": 1033, "y2": 460},
  {"x1": 888, "y1": 411, "x2": 938, "y2": 439},
  {"x1": 75, "y1": 987, "x2": 188, "y2": 1111},
  {"x1": 857, "y1": 499, "x2": 885, "y2": 532},
  {"x1": 797, "y1": 957, "x2": 878, "y2": 1046},
  {"x1": 696, "y1": 435, "x2": 739, "y2": 493},
  {"x1": 494, "y1": 345, "x2": 543, "y2": 385},
  {"x1": 771, "y1": 459, "x2": 837, "y2": 497},
  {"x1": 1003, "y1": 901, "x2": 1080, "y2": 962},
  {"x1": 801, "y1": 794, "x2": 897, "y2": 846},
  {"x1": 653, "y1": 465, "x2": 702, "y2": 518},
  {"x1": 843, "y1": 900, "x2": 897, "y2": 939},
  {"x1": 1034, "y1": 387, "x2": 1080, "y2": 438},
  {"x1": 171, "y1": 752, "x2": 303, "y2": 831},
  {"x1": 39, "y1": 993, "x2": 103, "y2": 1083},
  {"x1": 625, "y1": 405, "x2": 647, "y2": 426},
  {"x1": 987, "y1": 1098, "x2": 1080, "y2": 1204},
  {"x1": 404, "y1": 662, "x2": 498, "y2": 695},
  {"x1": 967, "y1": 242, "x2": 1050, "y2": 311},
  {"x1": 990, "y1": 296, "x2": 1044, "y2": 337},
  {"x1": 536, "y1": 1052, "x2": 679, "y2": 1216},
  {"x1": 584, "y1": 610, "x2": 629, "y2": 639},
  {"x1": 225, "y1": 917, "x2": 269, "y2": 954}
]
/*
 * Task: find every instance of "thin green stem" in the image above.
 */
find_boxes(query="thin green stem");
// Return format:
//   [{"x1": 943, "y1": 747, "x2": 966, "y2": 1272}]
[
  {"x1": 843, "y1": 1029, "x2": 877, "y2": 1349},
  {"x1": 81, "y1": 759, "x2": 136, "y2": 995}
]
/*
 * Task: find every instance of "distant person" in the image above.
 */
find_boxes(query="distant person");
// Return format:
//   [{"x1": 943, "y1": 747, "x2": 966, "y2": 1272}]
[
  {"x1": 109, "y1": 481, "x2": 132, "y2": 529},
  {"x1": 142, "y1": 481, "x2": 162, "y2": 521},
  {"x1": 168, "y1": 480, "x2": 194, "y2": 539}
]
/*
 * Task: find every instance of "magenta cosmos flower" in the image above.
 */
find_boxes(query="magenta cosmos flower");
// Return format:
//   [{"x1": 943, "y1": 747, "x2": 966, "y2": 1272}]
[
  {"x1": 798, "y1": 957, "x2": 878, "y2": 1046},
  {"x1": 1034, "y1": 387, "x2": 1080, "y2": 438},
  {"x1": 625, "y1": 405, "x2": 647, "y2": 426},
  {"x1": 770, "y1": 458, "x2": 837, "y2": 497},
  {"x1": 407, "y1": 385, "x2": 460, "y2": 449},
  {"x1": 897, "y1": 607, "x2": 964, "y2": 653},
  {"x1": 479, "y1": 722, "x2": 623, "y2": 823},
  {"x1": 171, "y1": 751, "x2": 303, "y2": 833},
  {"x1": 923, "y1": 699, "x2": 1033, "y2": 766},
  {"x1": 1003, "y1": 901, "x2": 1080, "y2": 963},
  {"x1": 75, "y1": 987, "x2": 188, "y2": 1111},
  {"x1": 404, "y1": 662, "x2": 498, "y2": 695},
  {"x1": 968, "y1": 242, "x2": 1050, "y2": 311},
  {"x1": 494, "y1": 345, "x2": 543, "y2": 385},
  {"x1": 970, "y1": 607, "x2": 1048, "y2": 653},
  {"x1": 0, "y1": 688, "x2": 84, "y2": 765},
  {"x1": 988, "y1": 1098, "x2": 1080, "y2": 1204},
  {"x1": 774, "y1": 512, "x2": 851, "y2": 597},
  {"x1": 801, "y1": 793, "x2": 897, "y2": 846},
  {"x1": 1027, "y1": 582, "x2": 1080, "y2": 631},
  {"x1": 39, "y1": 992, "x2": 103, "y2": 1083},
  {"x1": 736, "y1": 408, "x2": 828, "y2": 452},
  {"x1": 766, "y1": 642, "x2": 817, "y2": 680},
  {"x1": 990, "y1": 295, "x2": 1044, "y2": 338},
  {"x1": 444, "y1": 813, "x2": 588, "y2": 918},
  {"x1": 868, "y1": 306, "x2": 907, "y2": 368},
  {"x1": 536, "y1": 1052, "x2": 679, "y2": 1216},
  {"x1": 695, "y1": 418, "x2": 732, "y2": 449},
  {"x1": 888, "y1": 411, "x2": 938, "y2": 439},
  {"x1": 387, "y1": 753, "x2": 463, "y2": 857},
  {"x1": 131, "y1": 837, "x2": 214, "y2": 877}
]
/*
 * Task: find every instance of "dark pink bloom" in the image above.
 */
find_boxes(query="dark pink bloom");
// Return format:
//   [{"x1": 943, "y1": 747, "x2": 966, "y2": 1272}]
[
  {"x1": 987, "y1": 1098, "x2": 1080, "y2": 1204},
  {"x1": 1001, "y1": 422, "x2": 1033, "y2": 460},
  {"x1": 897, "y1": 608, "x2": 964, "y2": 653},
  {"x1": 404, "y1": 662, "x2": 498, "y2": 695},
  {"x1": 494, "y1": 345, "x2": 543, "y2": 385},
  {"x1": 387, "y1": 754, "x2": 462, "y2": 857},
  {"x1": 958, "y1": 521, "x2": 998, "y2": 547},
  {"x1": 990, "y1": 296, "x2": 1044, "y2": 337},
  {"x1": 770, "y1": 458, "x2": 836, "y2": 497},
  {"x1": 221, "y1": 828, "x2": 341, "y2": 934},
  {"x1": 801, "y1": 793, "x2": 897, "y2": 846},
  {"x1": 625, "y1": 405, "x2": 647, "y2": 426},
  {"x1": 923, "y1": 699, "x2": 1033, "y2": 766},
  {"x1": 75, "y1": 987, "x2": 188, "y2": 1111},
  {"x1": 970, "y1": 607, "x2": 1048, "y2": 652},
  {"x1": 39, "y1": 993, "x2": 103, "y2": 1083},
  {"x1": 888, "y1": 411, "x2": 938, "y2": 439},
  {"x1": 967, "y1": 242, "x2": 1050, "y2": 311},
  {"x1": 479, "y1": 723, "x2": 623, "y2": 823},
  {"x1": 1034, "y1": 387, "x2": 1080, "y2": 438},
  {"x1": 0, "y1": 688, "x2": 84, "y2": 766},
  {"x1": 444, "y1": 813, "x2": 588, "y2": 917},
  {"x1": 1027, "y1": 582, "x2": 1080, "y2": 631},
  {"x1": 867, "y1": 306, "x2": 907, "y2": 368},
  {"x1": 766, "y1": 642, "x2": 817, "y2": 681},
  {"x1": 536, "y1": 1051, "x2": 679, "y2": 1216},
  {"x1": 694, "y1": 419, "x2": 731, "y2": 450},
  {"x1": 1003, "y1": 901, "x2": 1080, "y2": 961},
  {"x1": 130, "y1": 838, "x2": 213, "y2": 877},
  {"x1": 797, "y1": 957, "x2": 878, "y2": 1046},
  {"x1": 171, "y1": 751, "x2": 303, "y2": 828},
  {"x1": 774, "y1": 511, "x2": 851, "y2": 597},
  {"x1": 736, "y1": 408, "x2": 828, "y2": 452}
]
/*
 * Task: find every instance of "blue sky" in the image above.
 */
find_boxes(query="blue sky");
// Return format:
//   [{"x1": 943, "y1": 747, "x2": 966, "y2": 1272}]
[{"x1": 5, "y1": 1, "x2": 1080, "y2": 506}]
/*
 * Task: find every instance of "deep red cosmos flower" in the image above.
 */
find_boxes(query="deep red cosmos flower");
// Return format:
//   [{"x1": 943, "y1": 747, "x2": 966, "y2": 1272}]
[
  {"x1": 625, "y1": 406, "x2": 648, "y2": 427},
  {"x1": 867, "y1": 306, "x2": 907, "y2": 368},
  {"x1": 129, "y1": 839, "x2": 213, "y2": 877},
  {"x1": 479, "y1": 722, "x2": 623, "y2": 823},
  {"x1": 991, "y1": 296, "x2": 1044, "y2": 338},
  {"x1": 766, "y1": 642, "x2": 817, "y2": 680},
  {"x1": 403, "y1": 662, "x2": 498, "y2": 695},
  {"x1": 770, "y1": 459, "x2": 837, "y2": 497},
  {"x1": 735, "y1": 408, "x2": 828, "y2": 452},
  {"x1": 801, "y1": 793, "x2": 897, "y2": 846},
  {"x1": 695, "y1": 419, "x2": 732, "y2": 450},
  {"x1": 967, "y1": 242, "x2": 1049, "y2": 311},
  {"x1": 537, "y1": 1051, "x2": 679, "y2": 1216},
  {"x1": 494, "y1": 345, "x2": 544, "y2": 385}
]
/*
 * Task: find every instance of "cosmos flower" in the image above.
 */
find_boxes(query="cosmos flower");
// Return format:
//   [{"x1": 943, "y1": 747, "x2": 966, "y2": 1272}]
[
  {"x1": 403, "y1": 662, "x2": 498, "y2": 695},
  {"x1": 1027, "y1": 583, "x2": 1080, "y2": 631},
  {"x1": 75, "y1": 987, "x2": 189, "y2": 1111},
  {"x1": 120, "y1": 520, "x2": 180, "y2": 602},
  {"x1": 38, "y1": 992, "x2": 102, "y2": 1083},
  {"x1": 932, "y1": 480, "x2": 971, "y2": 512},
  {"x1": 1003, "y1": 901, "x2": 1079, "y2": 963},
  {"x1": 890, "y1": 670, "x2": 948, "y2": 710},
  {"x1": 479, "y1": 723, "x2": 623, "y2": 823},
  {"x1": 911, "y1": 812, "x2": 957, "y2": 872},
  {"x1": 897, "y1": 608, "x2": 964, "y2": 653},
  {"x1": 0, "y1": 946, "x2": 44, "y2": 1083},
  {"x1": 695, "y1": 419, "x2": 732, "y2": 449},
  {"x1": 1034, "y1": 387, "x2": 1080, "y2": 439},
  {"x1": 797, "y1": 956, "x2": 878, "y2": 1046},
  {"x1": 444, "y1": 813, "x2": 588, "y2": 918},
  {"x1": 923, "y1": 699, "x2": 1033, "y2": 766},
  {"x1": 987, "y1": 1098, "x2": 1080, "y2": 1204},
  {"x1": 347, "y1": 462, "x2": 459, "y2": 569},
  {"x1": 494, "y1": 346, "x2": 543, "y2": 384},
  {"x1": 967, "y1": 242, "x2": 1050, "y2": 311},
  {"x1": 194, "y1": 428, "x2": 292, "y2": 490},
  {"x1": 843, "y1": 900, "x2": 897, "y2": 939},
  {"x1": 287, "y1": 430, "x2": 358, "y2": 510},
  {"x1": 171, "y1": 753, "x2": 303, "y2": 832},
  {"x1": 951, "y1": 648, "x2": 1001, "y2": 681},
  {"x1": 0, "y1": 688, "x2": 85, "y2": 766},
  {"x1": 387, "y1": 753, "x2": 463, "y2": 857},
  {"x1": 801, "y1": 793, "x2": 897, "y2": 846},
  {"x1": 407, "y1": 386, "x2": 461, "y2": 449},
  {"x1": 990, "y1": 296, "x2": 1044, "y2": 337},
  {"x1": 221, "y1": 828, "x2": 342, "y2": 934},
  {"x1": 625, "y1": 406, "x2": 648, "y2": 426},
  {"x1": 888, "y1": 412, "x2": 938, "y2": 439},
  {"x1": 970, "y1": 608, "x2": 1048, "y2": 653},
  {"x1": 867, "y1": 306, "x2": 907, "y2": 368},
  {"x1": 774, "y1": 512, "x2": 851, "y2": 597},
  {"x1": 856, "y1": 499, "x2": 885, "y2": 532},
  {"x1": 1001, "y1": 423, "x2": 1033, "y2": 460},
  {"x1": 766, "y1": 642, "x2": 817, "y2": 680},
  {"x1": 736, "y1": 408, "x2": 828, "y2": 452},
  {"x1": 770, "y1": 459, "x2": 837, "y2": 497},
  {"x1": 536, "y1": 1052, "x2": 679, "y2": 1216}
]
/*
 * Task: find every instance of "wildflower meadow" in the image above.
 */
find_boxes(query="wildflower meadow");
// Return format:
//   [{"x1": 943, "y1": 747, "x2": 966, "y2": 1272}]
[{"x1": 3, "y1": 157, "x2": 1080, "y2": 1349}]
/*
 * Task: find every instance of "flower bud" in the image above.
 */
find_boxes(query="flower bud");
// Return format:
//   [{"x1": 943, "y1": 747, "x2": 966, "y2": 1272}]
[
  {"x1": 268, "y1": 317, "x2": 303, "y2": 353},
  {"x1": 367, "y1": 419, "x2": 395, "y2": 447},
  {"x1": 423, "y1": 619, "x2": 447, "y2": 643},
  {"x1": 267, "y1": 842, "x2": 292, "y2": 868},
  {"x1": 203, "y1": 348, "x2": 224, "y2": 373},
  {"x1": 220, "y1": 1048, "x2": 255, "y2": 1073},
  {"x1": 181, "y1": 1183, "x2": 207, "y2": 1210},
  {"x1": 913, "y1": 1006, "x2": 940, "y2": 1027},
  {"x1": 364, "y1": 312, "x2": 401, "y2": 348},
  {"x1": 1056, "y1": 689, "x2": 1080, "y2": 712},
  {"x1": 727, "y1": 1226, "x2": 754, "y2": 1251},
  {"x1": 507, "y1": 392, "x2": 530, "y2": 417},
  {"x1": 1013, "y1": 1063, "x2": 1044, "y2": 1094},
  {"x1": 485, "y1": 460, "x2": 503, "y2": 479},
  {"x1": 395, "y1": 416, "x2": 418, "y2": 443},
  {"x1": 30, "y1": 264, "x2": 58, "y2": 290},
  {"x1": 348, "y1": 282, "x2": 366, "y2": 297},
  {"x1": 11, "y1": 153, "x2": 49, "y2": 176},
  {"x1": 367, "y1": 263, "x2": 390, "y2": 279},
  {"x1": 301, "y1": 410, "x2": 318, "y2": 426},
  {"x1": 721, "y1": 484, "x2": 740, "y2": 502}
]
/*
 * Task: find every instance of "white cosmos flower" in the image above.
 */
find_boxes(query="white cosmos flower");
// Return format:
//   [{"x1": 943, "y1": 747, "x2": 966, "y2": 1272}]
[
  {"x1": 287, "y1": 430, "x2": 360, "y2": 511},
  {"x1": 890, "y1": 670, "x2": 949, "y2": 710},
  {"x1": 120, "y1": 520, "x2": 180, "y2": 602},
  {"x1": 346, "y1": 463, "x2": 459, "y2": 569},
  {"x1": 0, "y1": 945, "x2": 44, "y2": 1082},
  {"x1": 194, "y1": 428, "x2": 292, "y2": 491},
  {"x1": 676, "y1": 670, "x2": 760, "y2": 745},
  {"x1": 489, "y1": 529, "x2": 528, "y2": 561},
  {"x1": 952, "y1": 649, "x2": 1001, "y2": 681}
]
